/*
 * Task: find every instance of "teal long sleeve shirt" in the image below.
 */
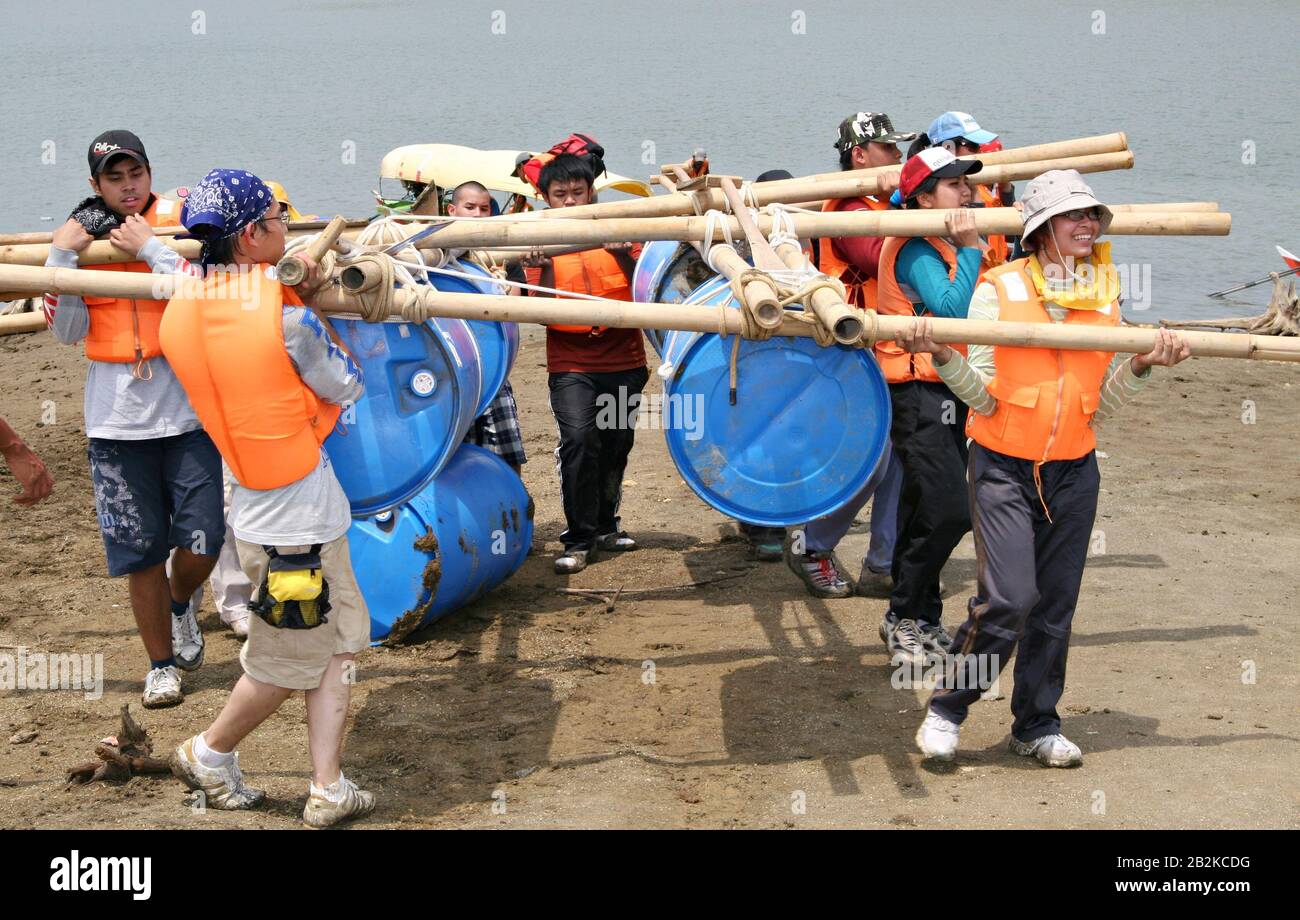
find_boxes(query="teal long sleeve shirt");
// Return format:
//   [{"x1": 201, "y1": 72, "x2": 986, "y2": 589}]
[{"x1": 894, "y1": 239, "x2": 983, "y2": 318}]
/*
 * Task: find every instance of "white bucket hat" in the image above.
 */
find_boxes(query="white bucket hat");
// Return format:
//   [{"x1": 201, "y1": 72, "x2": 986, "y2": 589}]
[{"x1": 1021, "y1": 169, "x2": 1113, "y2": 241}]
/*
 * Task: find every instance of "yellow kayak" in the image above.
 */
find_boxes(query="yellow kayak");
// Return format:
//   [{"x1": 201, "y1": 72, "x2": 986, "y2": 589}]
[{"x1": 378, "y1": 144, "x2": 652, "y2": 202}]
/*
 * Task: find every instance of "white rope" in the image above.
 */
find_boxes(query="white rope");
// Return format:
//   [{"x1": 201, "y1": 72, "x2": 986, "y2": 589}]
[
  {"x1": 765, "y1": 204, "x2": 804, "y2": 257},
  {"x1": 701, "y1": 209, "x2": 736, "y2": 274}
]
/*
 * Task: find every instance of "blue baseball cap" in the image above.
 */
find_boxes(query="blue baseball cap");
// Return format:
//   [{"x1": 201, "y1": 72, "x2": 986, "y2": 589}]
[{"x1": 927, "y1": 111, "x2": 998, "y2": 146}]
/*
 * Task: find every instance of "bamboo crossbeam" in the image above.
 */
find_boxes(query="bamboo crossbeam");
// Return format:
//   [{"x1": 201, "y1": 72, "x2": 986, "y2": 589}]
[
  {"x1": 3, "y1": 261, "x2": 1297, "y2": 363},
  {"x1": 277, "y1": 215, "x2": 347, "y2": 286}
]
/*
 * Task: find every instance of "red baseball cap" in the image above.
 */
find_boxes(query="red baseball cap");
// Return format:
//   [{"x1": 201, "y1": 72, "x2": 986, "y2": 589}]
[{"x1": 899, "y1": 147, "x2": 982, "y2": 200}]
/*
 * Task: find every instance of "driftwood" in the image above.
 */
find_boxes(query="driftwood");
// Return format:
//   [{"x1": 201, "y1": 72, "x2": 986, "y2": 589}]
[
  {"x1": 65, "y1": 704, "x2": 171, "y2": 787},
  {"x1": 1163, "y1": 275, "x2": 1300, "y2": 335}
]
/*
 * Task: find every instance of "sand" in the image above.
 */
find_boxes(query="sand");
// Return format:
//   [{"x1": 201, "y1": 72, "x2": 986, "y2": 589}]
[{"x1": 1, "y1": 323, "x2": 1297, "y2": 829}]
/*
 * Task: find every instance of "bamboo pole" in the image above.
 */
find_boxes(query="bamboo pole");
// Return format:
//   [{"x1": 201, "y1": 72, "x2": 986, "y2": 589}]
[
  {"x1": 277, "y1": 215, "x2": 348, "y2": 286},
  {"x1": 0, "y1": 218, "x2": 371, "y2": 247},
  {"x1": 796, "y1": 133, "x2": 1130, "y2": 185},
  {"x1": 0, "y1": 207, "x2": 1232, "y2": 270},
  {"x1": 527, "y1": 151, "x2": 1133, "y2": 222},
  {"x1": 0, "y1": 312, "x2": 46, "y2": 335},
  {"x1": 397, "y1": 208, "x2": 1229, "y2": 252},
  {"x1": 5, "y1": 262, "x2": 1298, "y2": 363}
]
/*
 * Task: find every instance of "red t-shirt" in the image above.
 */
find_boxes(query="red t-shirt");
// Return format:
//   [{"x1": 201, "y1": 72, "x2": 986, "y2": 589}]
[{"x1": 531, "y1": 247, "x2": 647, "y2": 374}]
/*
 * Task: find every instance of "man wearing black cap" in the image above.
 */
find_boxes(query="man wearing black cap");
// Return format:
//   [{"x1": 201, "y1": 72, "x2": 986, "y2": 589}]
[{"x1": 42, "y1": 130, "x2": 224, "y2": 710}]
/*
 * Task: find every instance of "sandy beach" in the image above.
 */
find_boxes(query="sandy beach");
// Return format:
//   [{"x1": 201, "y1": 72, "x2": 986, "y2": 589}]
[{"x1": 1, "y1": 323, "x2": 1297, "y2": 829}]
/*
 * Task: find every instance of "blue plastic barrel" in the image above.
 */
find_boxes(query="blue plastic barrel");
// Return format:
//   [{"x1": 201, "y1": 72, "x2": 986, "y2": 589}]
[
  {"x1": 633, "y1": 241, "x2": 720, "y2": 356},
  {"x1": 425, "y1": 260, "x2": 520, "y2": 413},
  {"x1": 348, "y1": 444, "x2": 534, "y2": 643},
  {"x1": 652, "y1": 275, "x2": 892, "y2": 528},
  {"x1": 325, "y1": 316, "x2": 483, "y2": 516}
]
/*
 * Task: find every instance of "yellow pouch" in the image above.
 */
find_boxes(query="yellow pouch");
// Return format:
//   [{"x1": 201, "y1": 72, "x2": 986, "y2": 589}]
[{"x1": 252, "y1": 545, "x2": 331, "y2": 630}]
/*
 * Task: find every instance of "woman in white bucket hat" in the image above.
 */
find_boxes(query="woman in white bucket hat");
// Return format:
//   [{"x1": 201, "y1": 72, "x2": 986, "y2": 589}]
[{"x1": 896, "y1": 169, "x2": 1191, "y2": 767}]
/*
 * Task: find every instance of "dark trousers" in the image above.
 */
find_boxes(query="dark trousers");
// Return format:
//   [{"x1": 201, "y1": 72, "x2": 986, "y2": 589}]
[
  {"x1": 887, "y1": 380, "x2": 971, "y2": 625},
  {"x1": 928, "y1": 443, "x2": 1100, "y2": 741},
  {"x1": 548, "y1": 366, "x2": 650, "y2": 551}
]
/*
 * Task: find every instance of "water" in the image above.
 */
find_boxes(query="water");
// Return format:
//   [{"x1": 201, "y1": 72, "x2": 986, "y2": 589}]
[{"x1": 1, "y1": 0, "x2": 1296, "y2": 319}]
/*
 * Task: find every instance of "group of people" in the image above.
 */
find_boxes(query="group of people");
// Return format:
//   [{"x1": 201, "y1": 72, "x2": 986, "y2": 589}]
[{"x1": 8, "y1": 109, "x2": 1193, "y2": 827}]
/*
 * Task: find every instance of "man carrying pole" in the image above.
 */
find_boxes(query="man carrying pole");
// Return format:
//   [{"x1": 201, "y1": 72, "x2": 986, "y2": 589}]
[{"x1": 42, "y1": 130, "x2": 223, "y2": 708}]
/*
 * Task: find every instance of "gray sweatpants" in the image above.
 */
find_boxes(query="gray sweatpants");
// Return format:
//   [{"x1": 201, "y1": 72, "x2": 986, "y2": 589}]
[{"x1": 928, "y1": 443, "x2": 1099, "y2": 742}]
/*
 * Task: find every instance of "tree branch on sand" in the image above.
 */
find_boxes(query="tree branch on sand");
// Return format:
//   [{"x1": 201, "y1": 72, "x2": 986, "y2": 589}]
[{"x1": 65, "y1": 705, "x2": 172, "y2": 787}]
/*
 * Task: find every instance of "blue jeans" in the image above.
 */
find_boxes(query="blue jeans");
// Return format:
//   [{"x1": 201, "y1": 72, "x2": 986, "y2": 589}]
[{"x1": 803, "y1": 443, "x2": 898, "y2": 565}]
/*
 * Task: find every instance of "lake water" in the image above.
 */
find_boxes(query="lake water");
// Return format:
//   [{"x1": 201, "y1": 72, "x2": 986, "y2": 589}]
[{"x1": 2, "y1": 0, "x2": 1297, "y2": 318}]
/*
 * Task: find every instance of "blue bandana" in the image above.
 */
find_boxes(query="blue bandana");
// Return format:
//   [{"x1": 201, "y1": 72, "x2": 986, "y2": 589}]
[{"x1": 181, "y1": 169, "x2": 274, "y2": 263}]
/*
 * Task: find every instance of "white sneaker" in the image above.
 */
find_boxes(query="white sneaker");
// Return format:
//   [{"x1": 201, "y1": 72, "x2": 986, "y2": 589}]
[
  {"x1": 227, "y1": 615, "x2": 250, "y2": 639},
  {"x1": 915, "y1": 710, "x2": 960, "y2": 762},
  {"x1": 170, "y1": 735, "x2": 265, "y2": 809},
  {"x1": 142, "y1": 665, "x2": 184, "y2": 709},
  {"x1": 172, "y1": 602, "x2": 205, "y2": 671},
  {"x1": 303, "y1": 774, "x2": 376, "y2": 828},
  {"x1": 1010, "y1": 733, "x2": 1083, "y2": 768}
]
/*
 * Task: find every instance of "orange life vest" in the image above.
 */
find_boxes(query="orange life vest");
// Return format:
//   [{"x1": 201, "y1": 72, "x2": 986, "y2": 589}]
[
  {"x1": 818, "y1": 195, "x2": 888, "y2": 309},
  {"x1": 975, "y1": 184, "x2": 1010, "y2": 267},
  {"x1": 548, "y1": 248, "x2": 631, "y2": 335},
  {"x1": 159, "y1": 266, "x2": 342, "y2": 491},
  {"x1": 875, "y1": 236, "x2": 972, "y2": 384},
  {"x1": 82, "y1": 195, "x2": 186, "y2": 367},
  {"x1": 966, "y1": 259, "x2": 1121, "y2": 463}
]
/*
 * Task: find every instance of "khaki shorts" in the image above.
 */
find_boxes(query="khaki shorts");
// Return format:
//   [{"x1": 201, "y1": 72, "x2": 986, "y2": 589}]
[{"x1": 236, "y1": 535, "x2": 370, "y2": 690}]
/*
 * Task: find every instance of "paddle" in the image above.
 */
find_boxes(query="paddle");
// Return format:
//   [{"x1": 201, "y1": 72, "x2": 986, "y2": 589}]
[{"x1": 1208, "y1": 265, "x2": 1300, "y2": 298}]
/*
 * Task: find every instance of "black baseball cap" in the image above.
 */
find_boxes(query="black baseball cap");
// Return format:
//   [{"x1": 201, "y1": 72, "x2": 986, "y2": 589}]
[{"x1": 87, "y1": 130, "x2": 150, "y2": 177}]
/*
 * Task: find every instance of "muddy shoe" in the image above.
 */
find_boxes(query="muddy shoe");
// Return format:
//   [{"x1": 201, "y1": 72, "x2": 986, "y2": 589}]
[
  {"x1": 170, "y1": 735, "x2": 265, "y2": 809},
  {"x1": 596, "y1": 531, "x2": 637, "y2": 552},
  {"x1": 554, "y1": 547, "x2": 593, "y2": 574},
  {"x1": 854, "y1": 564, "x2": 894, "y2": 598},
  {"x1": 1010, "y1": 733, "x2": 1083, "y2": 768},
  {"x1": 142, "y1": 665, "x2": 183, "y2": 709},
  {"x1": 303, "y1": 773, "x2": 376, "y2": 828},
  {"x1": 783, "y1": 543, "x2": 851, "y2": 599}
]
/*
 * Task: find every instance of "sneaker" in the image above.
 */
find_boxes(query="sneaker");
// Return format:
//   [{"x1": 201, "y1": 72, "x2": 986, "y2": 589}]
[
  {"x1": 170, "y1": 735, "x2": 265, "y2": 809},
  {"x1": 784, "y1": 543, "x2": 851, "y2": 599},
  {"x1": 172, "y1": 601, "x2": 205, "y2": 671},
  {"x1": 855, "y1": 563, "x2": 894, "y2": 598},
  {"x1": 303, "y1": 774, "x2": 376, "y2": 828},
  {"x1": 1010, "y1": 733, "x2": 1083, "y2": 768},
  {"x1": 142, "y1": 665, "x2": 184, "y2": 709},
  {"x1": 554, "y1": 548, "x2": 592, "y2": 575},
  {"x1": 749, "y1": 540, "x2": 784, "y2": 563},
  {"x1": 915, "y1": 710, "x2": 960, "y2": 762},
  {"x1": 882, "y1": 614, "x2": 927, "y2": 665},
  {"x1": 227, "y1": 615, "x2": 250, "y2": 639},
  {"x1": 596, "y1": 531, "x2": 637, "y2": 552},
  {"x1": 919, "y1": 621, "x2": 954, "y2": 655}
]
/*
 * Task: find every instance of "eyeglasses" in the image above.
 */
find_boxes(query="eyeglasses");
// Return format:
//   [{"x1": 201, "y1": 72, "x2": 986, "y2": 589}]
[{"x1": 1061, "y1": 208, "x2": 1103, "y2": 222}]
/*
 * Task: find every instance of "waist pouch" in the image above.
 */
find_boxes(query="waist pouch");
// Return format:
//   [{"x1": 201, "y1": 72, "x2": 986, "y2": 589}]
[{"x1": 251, "y1": 544, "x2": 331, "y2": 630}]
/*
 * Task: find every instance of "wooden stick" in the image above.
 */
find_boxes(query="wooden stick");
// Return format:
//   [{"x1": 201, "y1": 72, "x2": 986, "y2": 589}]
[
  {"x1": 277, "y1": 215, "x2": 347, "y2": 287},
  {"x1": 0, "y1": 312, "x2": 46, "y2": 335},
  {"x1": 8, "y1": 262, "x2": 1296, "y2": 362},
  {"x1": 797, "y1": 132, "x2": 1130, "y2": 185},
  {"x1": 389, "y1": 207, "x2": 1229, "y2": 253},
  {"x1": 531, "y1": 152, "x2": 1133, "y2": 222}
]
